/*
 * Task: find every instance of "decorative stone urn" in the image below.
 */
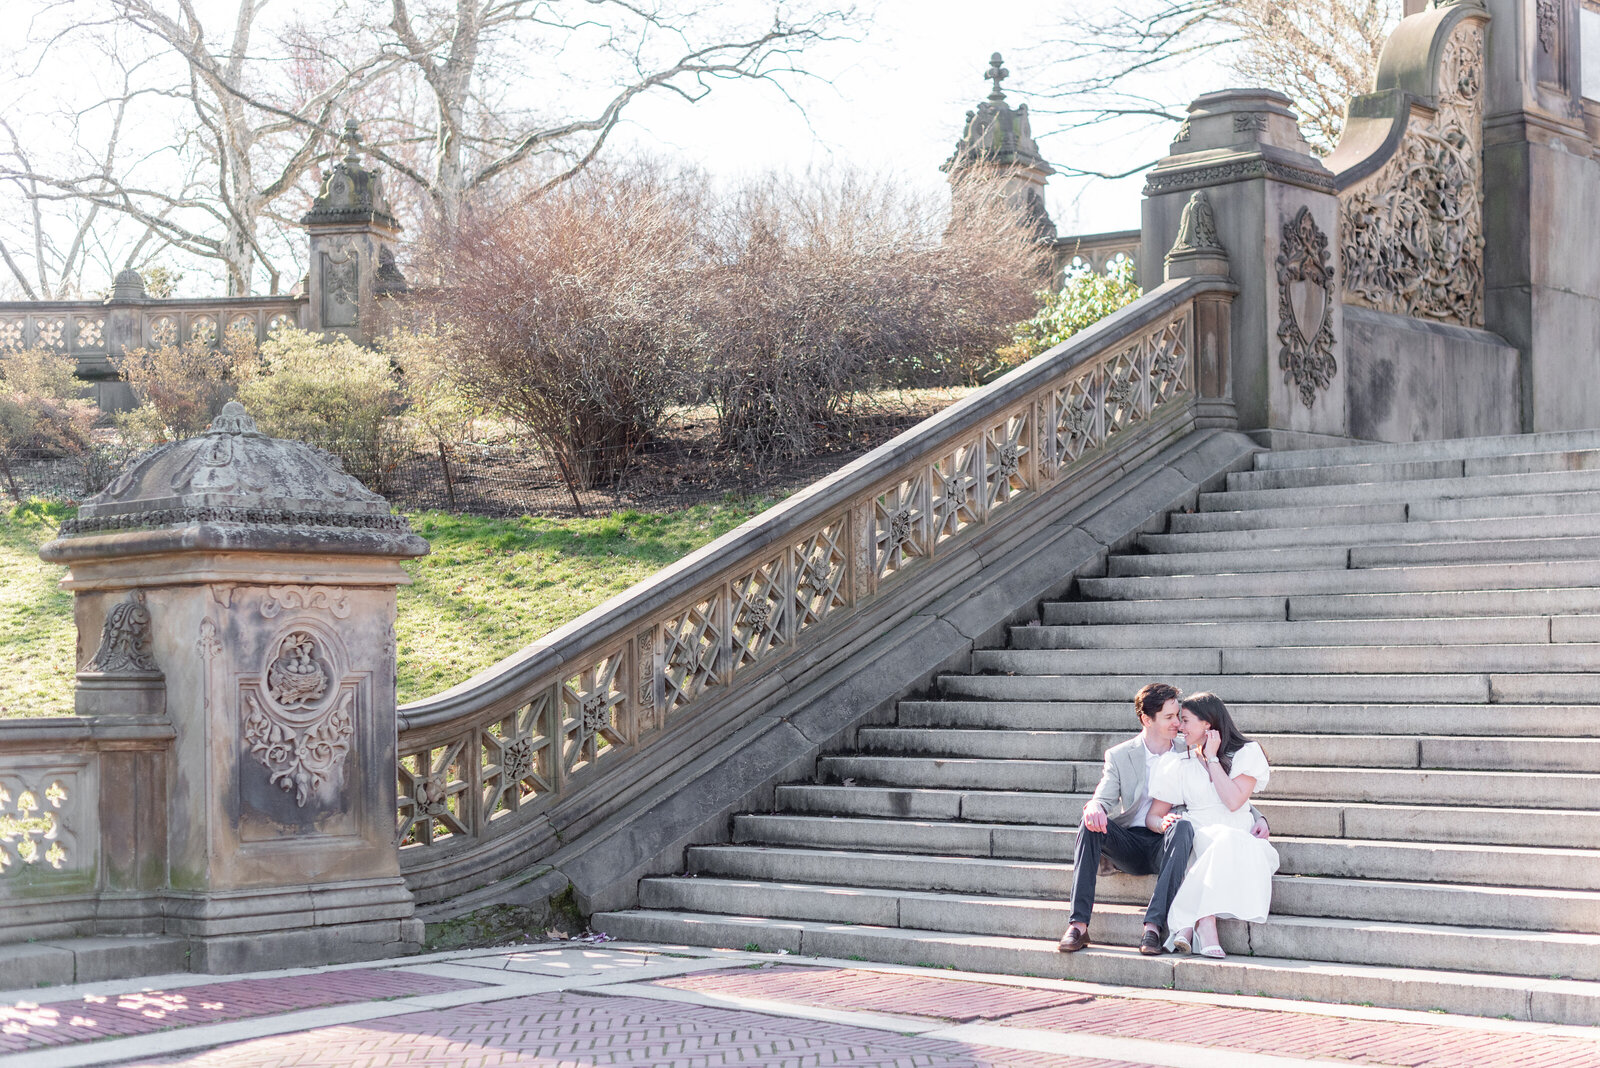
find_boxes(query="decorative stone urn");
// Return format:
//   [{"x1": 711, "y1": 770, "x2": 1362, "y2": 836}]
[{"x1": 41, "y1": 402, "x2": 429, "y2": 972}]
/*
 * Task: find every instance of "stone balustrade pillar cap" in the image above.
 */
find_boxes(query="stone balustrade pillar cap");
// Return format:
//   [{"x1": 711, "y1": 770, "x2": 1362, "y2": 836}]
[{"x1": 41, "y1": 401, "x2": 428, "y2": 561}]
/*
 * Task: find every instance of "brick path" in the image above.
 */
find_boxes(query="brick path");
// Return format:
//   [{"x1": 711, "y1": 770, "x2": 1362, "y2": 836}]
[
  {"x1": 0, "y1": 968, "x2": 484, "y2": 1054},
  {"x1": 3, "y1": 948, "x2": 1597, "y2": 1068},
  {"x1": 655, "y1": 966, "x2": 1600, "y2": 1068},
  {"x1": 125, "y1": 991, "x2": 1149, "y2": 1068}
]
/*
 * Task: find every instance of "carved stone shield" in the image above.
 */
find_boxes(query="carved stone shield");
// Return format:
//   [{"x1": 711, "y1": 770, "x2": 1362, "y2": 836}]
[{"x1": 1276, "y1": 207, "x2": 1337, "y2": 409}]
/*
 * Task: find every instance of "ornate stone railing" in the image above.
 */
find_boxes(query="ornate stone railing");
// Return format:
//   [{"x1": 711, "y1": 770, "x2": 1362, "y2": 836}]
[
  {"x1": 0, "y1": 294, "x2": 306, "y2": 408},
  {"x1": 1050, "y1": 229, "x2": 1140, "y2": 277},
  {"x1": 393, "y1": 275, "x2": 1234, "y2": 891}
]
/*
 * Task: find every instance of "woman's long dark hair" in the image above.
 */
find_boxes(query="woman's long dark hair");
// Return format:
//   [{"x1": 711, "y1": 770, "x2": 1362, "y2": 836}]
[{"x1": 1180, "y1": 692, "x2": 1259, "y2": 773}]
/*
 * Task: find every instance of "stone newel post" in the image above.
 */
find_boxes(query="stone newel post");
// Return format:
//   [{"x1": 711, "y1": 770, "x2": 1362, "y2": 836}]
[
  {"x1": 301, "y1": 120, "x2": 406, "y2": 344},
  {"x1": 41, "y1": 402, "x2": 429, "y2": 972}
]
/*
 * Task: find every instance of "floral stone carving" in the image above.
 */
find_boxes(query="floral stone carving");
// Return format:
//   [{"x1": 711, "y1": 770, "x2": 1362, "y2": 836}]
[
  {"x1": 86, "y1": 590, "x2": 159, "y2": 674},
  {"x1": 1277, "y1": 207, "x2": 1338, "y2": 409},
  {"x1": 243, "y1": 630, "x2": 355, "y2": 806},
  {"x1": 1340, "y1": 19, "x2": 1485, "y2": 326}
]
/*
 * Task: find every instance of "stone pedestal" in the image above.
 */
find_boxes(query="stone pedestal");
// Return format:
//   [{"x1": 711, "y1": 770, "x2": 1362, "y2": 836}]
[
  {"x1": 1142, "y1": 89, "x2": 1345, "y2": 440},
  {"x1": 301, "y1": 121, "x2": 406, "y2": 345},
  {"x1": 41, "y1": 402, "x2": 430, "y2": 971}
]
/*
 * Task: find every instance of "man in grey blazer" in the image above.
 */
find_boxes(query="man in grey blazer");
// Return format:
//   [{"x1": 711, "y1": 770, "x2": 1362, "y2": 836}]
[{"x1": 1058, "y1": 682, "x2": 1269, "y2": 955}]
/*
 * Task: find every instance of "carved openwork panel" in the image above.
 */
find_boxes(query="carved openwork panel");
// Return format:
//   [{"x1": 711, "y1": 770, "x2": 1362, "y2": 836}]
[
  {"x1": 398, "y1": 736, "x2": 471, "y2": 846},
  {"x1": 226, "y1": 314, "x2": 258, "y2": 344},
  {"x1": 1340, "y1": 19, "x2": 1485, "y2": 326},
  {"x1": 661, "y1": 596, "x2": 723, "y2": 715},
  {"x1": 793, "y1": 519, "x2": 849, "y2": 635},
  {"x1": 74, "y1": 317, "x2": 105, "y2": 351},
  {"x1": 34, "y1": 317, "x2": 65, "y2": 350},
  {"x1": 0, "y1": 766, "x2": 85, "y2": 883},
  {"x1": 561, "y1": 648, "x2": 629, "y2": 778},
  {"x1": 0, "y1": 318, "x2": 22, "y2": 352},
  {"x1": 983, "y1": 410, "x2": 1032, "y2": 514},
  {"x1": 482, "y1": 691, "x2": 554, "y2": 822},
  {"x1": 874, "y1": 472, "x2": 930, "y2": 582},
  {"x1": 148, "y1": 315, "x2": 178, "y2": 346},
  {"x1": 190, "y1": 315, "x2": 219, "y2": 346},
  {"x1": 1103, "y1": 342, "x2": 1146, "y2": 436},
  {"x1": 730, "y1": 553, "x2": 788, "y2": 676},
  {"x1": 1146, "y1": 312, "x2": 1192, "y2": 407},
  {"x1": 931, "y1": 440, "x2": 983, "y2": 546},
  {"x1": 1053, "y1": 370, "x2": 1102, "y2": 468}
]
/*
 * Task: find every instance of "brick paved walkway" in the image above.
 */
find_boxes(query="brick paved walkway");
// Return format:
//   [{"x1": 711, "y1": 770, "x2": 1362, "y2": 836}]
[
  {"x1": 0, "y1": 968, "x2": 484, "y2": 1054},
  {"x1": 1, "y1": 945, "x2": 1595, "y2": 1068}
]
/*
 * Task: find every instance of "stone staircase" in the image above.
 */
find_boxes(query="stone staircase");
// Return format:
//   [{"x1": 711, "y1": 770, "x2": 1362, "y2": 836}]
[{"x1": 596, "y1": 429, "x2": 1600, "y2": 1025}]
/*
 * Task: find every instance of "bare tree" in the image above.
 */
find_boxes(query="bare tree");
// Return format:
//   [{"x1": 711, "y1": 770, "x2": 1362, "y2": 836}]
[{"x1": 1033, "y1": 0, "x2": 1399, "y2": 175}]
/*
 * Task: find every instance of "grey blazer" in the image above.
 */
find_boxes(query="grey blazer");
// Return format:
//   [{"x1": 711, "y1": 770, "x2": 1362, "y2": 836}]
[{"x1": 1086, "y1": 734, "x2": 1266, "y2": 830}]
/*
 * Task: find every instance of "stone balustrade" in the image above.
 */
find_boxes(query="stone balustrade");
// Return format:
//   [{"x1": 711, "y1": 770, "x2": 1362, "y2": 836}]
[
  {"x1": 1050, "y1": 229, "x2": 1141, "y2": 278},
  {"x1": 393, "y1": 273, "x2": 1236, "y2": 905}
]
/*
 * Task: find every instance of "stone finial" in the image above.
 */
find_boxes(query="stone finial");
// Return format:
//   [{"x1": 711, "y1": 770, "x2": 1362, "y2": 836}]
[
  {"x1": 339, "y1": 118, "x2": 363, "y2": 162},
  {"x1": 109, "y1": 268, "x2": 147, "y2": 302},
  {"x1": 986, "y1": 52, "x2": 1009, "y2": 101},
  {"x1": 208, "y1": 400, "x2": 259, "y2": 434},
  {"x1": 301, "y1": 118, "x2": 399, "y2": 232}
]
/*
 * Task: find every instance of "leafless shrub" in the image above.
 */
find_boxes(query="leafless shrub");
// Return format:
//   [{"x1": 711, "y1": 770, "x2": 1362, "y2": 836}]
[
  {"x1": 0, "y1": 348, "x2": 96, "y2": 501},
  {"x1": 695, "y1": 173, "x2": 1047, "y2": 464},
  {"x1": 409, "y1": 170, "x2": 703, "y2": 501},
  {"x1": 112, "y1": 333, "x2": 262, "y2": 444}
]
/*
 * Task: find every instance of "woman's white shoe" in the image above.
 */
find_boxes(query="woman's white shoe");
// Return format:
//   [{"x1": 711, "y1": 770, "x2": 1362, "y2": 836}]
[
  {"x1": 1197, "y1": 941, "x2": 1226, "y2": 958},
  {"x1": 1172, "y1": 929, "x2": 1193, "y2": 954}
]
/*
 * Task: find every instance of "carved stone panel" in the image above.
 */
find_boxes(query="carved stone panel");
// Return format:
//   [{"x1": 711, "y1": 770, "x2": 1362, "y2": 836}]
[
  {"x1": 320, "y1": 249, "x2": 360, "y2": 327},
  {"x1": 1340, "y1": 19, "x2": 1485, "y2": 327},
  {"x1": 1277, "y1": 207, "x2": 1338, "y2": 409}
]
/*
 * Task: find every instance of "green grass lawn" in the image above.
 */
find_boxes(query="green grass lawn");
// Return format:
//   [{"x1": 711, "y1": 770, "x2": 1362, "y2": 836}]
[{"x1": 0, "y1": 496, "x2": 774, "y2": 717}]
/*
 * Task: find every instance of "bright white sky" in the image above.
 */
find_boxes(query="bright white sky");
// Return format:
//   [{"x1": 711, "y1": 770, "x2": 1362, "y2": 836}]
[{"x1": 617, "y1": 0, "x2": 1165, "y2": 235}]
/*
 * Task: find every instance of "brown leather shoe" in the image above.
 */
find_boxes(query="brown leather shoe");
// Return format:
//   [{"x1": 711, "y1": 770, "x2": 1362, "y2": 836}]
[
  {"x1": 1139, "y1": 928, "x2": 1164, "y2": 955},
  {"x1": 1057, "y1": 926, "x2": 1090, "y2": 953}
]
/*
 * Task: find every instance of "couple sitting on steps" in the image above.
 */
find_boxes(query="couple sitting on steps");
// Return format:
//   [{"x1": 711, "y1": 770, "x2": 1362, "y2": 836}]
[{"x1": 1059, "y1": 682, "x2": 1278, "y2": 958}]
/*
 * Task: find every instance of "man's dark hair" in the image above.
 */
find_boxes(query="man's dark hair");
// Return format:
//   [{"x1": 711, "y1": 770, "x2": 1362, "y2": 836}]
[{"x1": 1134, "y1": 682, "x2": 1180, "y2": 724}]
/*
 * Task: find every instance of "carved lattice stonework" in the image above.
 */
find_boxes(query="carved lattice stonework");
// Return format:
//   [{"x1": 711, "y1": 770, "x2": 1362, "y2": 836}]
[
  {"x1": 1340, "y1": 19, "x2": 1485, "y2": 326},
  {"x1": 931, "y1": 442, "x2": 983, "y2": 545},
  {"x1": 561, "y1": 650, "x2": 628, "y2": 776},
  {"x1": 661, "y1": 598, "x2": 722, "y2": 714},
  {"x1": 983, "y1": 413, "x2": 1031, "y2": 514},
  {"x1": 1103, "y1": 344, "x2": 1145, "y2": 436},
  {"x1": 0, "y1": 319, "x2": 22, "y2": 352},
  {"x1": 242, "y1": 630, "x2": 355, "y2": 806},
  {"x1": 267, "y1": 313, "x2": 295, "y2": 334},
  {"x1": 1054, "y1": 373, "x2": 1100, "y2": 467},
  {"x1": 75, "y1": 317, "x2": 105, "y2": 349},
  {"x1": 34, "y1": 318, "x2": 64, "y2": 350},
  {"x1": 793, "y1": 520, "x2": 849, "y2": 634},
  {"x1": 482, "y1": 691, "x2": 553, "y2": 820},
  {"x1": 398, "y1": 738, "x2": 469, "y2": 845},
  {"x1": 0, "y1": 778, "x2": 69, "y2": 874},
  {"x1": 190, "y1": 315, "x2": 219, "y2": 345},
  {"x1": 1277, "y1": 207, "x2": 1338, "y2": 408},
  {"x1": 874, "y1": 474, "x2": 929, "y2": 581},
  {"x1": 1146, "y1": 313, "x2": 1192, "y2": 407},
  {"x1": 148, "y1": 316, "x2": 178, "y2": 346},
  {"x1": 730, "y1": 554, "x2": 787, "y2": 675},
  {"x1": 226, "y1": 315, "x2": 256, "y2": 343}
]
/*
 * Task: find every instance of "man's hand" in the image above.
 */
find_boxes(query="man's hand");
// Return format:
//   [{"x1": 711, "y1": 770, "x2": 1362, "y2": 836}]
[
  {"x1": 1082, "y1": 805, "x2": 1109, "y2": 833},
  {"x1": 1250, "y1": 815, "x2": 1270, "y2": 840}
]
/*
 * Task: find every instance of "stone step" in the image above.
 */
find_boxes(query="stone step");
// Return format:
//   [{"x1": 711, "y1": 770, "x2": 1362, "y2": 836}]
[
  {"x1": 1227, "y1": 458, "x2": 1466, "y2": 492},
  {"x1": 973, "y1": 642, "x2": 1600, "y2": 676},
  {"x1": 817, "y1": 754, "x2": 1600, "y2": 809},
  {"x1": 1076, "y1": 558, "x2": 1600, "y2": 600},
  {"x1": 729, "y1": 815, "x2": 1600, "y2": 889},
  {"x1": 854, "y1": 727, "x2": 1600, "y2": 772},
  {"x1": 938, "y1": 672, "x2": 1503, "y2": 704},
  {"x1": 772, "y1": 784, "x2": 1600, "y2": 848},
  {"x1": 1107, "y1": 534, "x2": 1600, "y2": 577},
  {"x1": 592, "y1": 910, "x2": 1600, "y2": 1024},
  {"x1": 690, "y1": 833, "x2": 1600, "y2": 899},
  {"x1": 1142, "y1": 510, "x2": 1600, "y2": 554},
  {"x1": 1229, "y1": 448, "x2": 1600, "y2": 493},
  {"x1": 1199, "y1": 467, "x2": 1600, "y2": 513},
  {"x1": 1014, "y1": 615, "x2": 1558, "y2": 649},
  {"x1": 1251, "y1": 427, "x2": 1600, "y2": 471},
  {"x1": 629, "y1": 879, "x2": 1600, "y2": 983},
  {"x1": 896, "y1": 699, "x2": 1600, "y2": 738},
  {"x1": 1168, "y1": 489, "x2": 1600, "y2": 533},
  {"x1": 1045, "y1": 587, "x2": 1600, "y2": 625}
]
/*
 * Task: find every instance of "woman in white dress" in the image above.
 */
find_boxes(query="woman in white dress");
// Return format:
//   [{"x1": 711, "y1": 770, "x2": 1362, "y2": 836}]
[{"x1": 1145, "y1": 692, "x2": 1278, "y2": 958}]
